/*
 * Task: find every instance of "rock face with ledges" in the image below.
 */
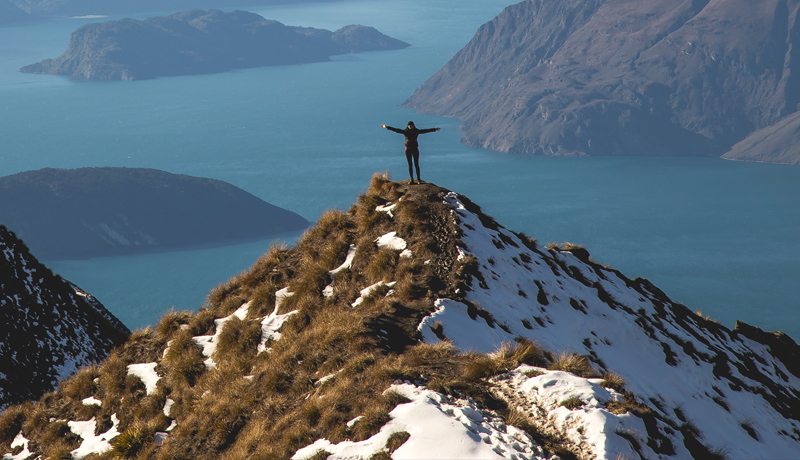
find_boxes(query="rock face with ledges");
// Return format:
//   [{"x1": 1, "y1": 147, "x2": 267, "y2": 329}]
[{"x1": 404, "y1": 0, "x2": 800, "y2": 164}]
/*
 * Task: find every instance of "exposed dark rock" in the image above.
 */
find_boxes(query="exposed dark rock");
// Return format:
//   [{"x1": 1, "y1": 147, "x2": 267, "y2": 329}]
[
  {"x1": 0, "y1": 225, "x2": 130, "y2": 410},
  {"x1": 404, "y1": 0, "x2": 800, "y2": 164},
  {"x1": 733, "y1": 320, "x2": 800, "y2": 378},
  {"x1": 0, "y1": 167, "x2": 310, "y2": 260},
  {"x1": 19, "y1": 9, "x2": 410, "y2": 80}
]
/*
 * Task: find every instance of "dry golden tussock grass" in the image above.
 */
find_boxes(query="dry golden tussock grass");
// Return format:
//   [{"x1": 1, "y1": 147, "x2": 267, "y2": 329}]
[
  {"x1": 1, "y1": 174, "x2": 614, "y2": 460},
  {"x1": 548, "y1": 351, "x2": 598, "y2": 378}
]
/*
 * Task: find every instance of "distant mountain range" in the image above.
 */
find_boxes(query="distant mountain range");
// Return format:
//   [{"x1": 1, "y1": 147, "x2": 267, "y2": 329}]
[
  {"x1": 0, "y1": 225, "x2": 130, "y2": 411},
  {"x1": 404, "y1": 0, "x2": 800, "y2": 165},
  {"x1": 2, "y1": 174, "x2": 798, "y2": 458},
  {"x1": 0, "y1": 0, "x2": 30, "y2": 24},
  {"x1": 0, "y1": 167, "x2": 309, "y2": 259},
  {"x1": 20, "y1": 9, "x2": 410, "y2": 80}
]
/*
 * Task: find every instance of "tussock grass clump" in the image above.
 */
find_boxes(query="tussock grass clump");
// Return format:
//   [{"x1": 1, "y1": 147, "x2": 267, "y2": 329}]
[
  {"x1": 162, "y1": 330, "x2": 206, "y2": 388},
  {"x1": 0, "y1": 403, "x2": 28, "y2": 447},
  {"x1": 59, "y1": 365, "x2": 100, "y2": 402},
  {"x1": 366, "y1": 171, "x2": 400, "y2": 198},
  {"x1": 493, "y1": 340, "x2": 548, "y2": 369},
  {"x1": 155, "y1": 309, "x2": 193, "y2": 340},
  {"x1": 385, "y1": 430, "x2": 411, "y2": 453},
  {"x1": 365, "y1": 248, "x2": 399, "y2": 282},
  {"x1": 214, "y1": 317, "x2": 262, "y2": 373},
  {"x1": 503, "y1": 408, "x2": 579, "y2": 460},
  {"x1": 605, "y1": 391, "x2": 654, "y2": 419},
  {"x1": 548, "y1": 352, "x2": 597, "y2": 378},
  {"x1": 249, "y1": 280, "x2": 279, "y2": 317},
  {"x1": 559, "y1": 396, "x2": 585, "y2": 410},
  {"x1": 188, "y1": 307, "x2": 217, "y2": 337},
  {"x1": 524, "y1": 369, "x2": 545, "y2": 378},
  {"x1": 464, "y1": 340, "x2": 547, "y2": 382},
  {"x1": 98, "y1": 351, "x2": 130, "y2": 401},
  {"x1": 36, "y1": 420, "x2": 81, "y2": 458},
  {"x1": 112, "y1": 422, "x2": 155, "y2": 457},
  {"x1": 600, "y1": 371, "x2": 627, "y2": 393}
]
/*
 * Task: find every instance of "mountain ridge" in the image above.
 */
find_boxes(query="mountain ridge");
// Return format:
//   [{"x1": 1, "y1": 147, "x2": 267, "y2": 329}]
[
  {"x1": 0, "y1": 225, "x2": 130, "y2": 412},
  {"x1": 0, "y1": 174, "x2": 797, "y2": 459}
]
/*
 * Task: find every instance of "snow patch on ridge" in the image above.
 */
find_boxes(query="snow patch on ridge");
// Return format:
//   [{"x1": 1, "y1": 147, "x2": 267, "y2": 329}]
[
  {"x1": 329, "y1": 244, "x2": 356, "y2": 275},
  {"x1": 193, "y1": 302, "x2": 251, "y2": 368},
  {"x1": 491, "y1": 366, "x2": 651, "y2": 460},
  {"x1": 424, "y1": 191, "x2": 800, "y2": 459},
  {"x1": 352, "y1": 281, "x2": 396, "y2": 308},
  {"x1": 3, "y1": 432, "x2": 32, "y2": 460},
  {"x1": 376, "y1": 231, "x2": 407, "y2": 251},
  {"x1": 127, "y1": 362, "x2": 159, "y2": 395},
  {"x1": 293, "y1": 383, "x2": 548, "y2": 460},
  {"x1": 68, "y1": 414, "x2": 121, "y2": 459}
]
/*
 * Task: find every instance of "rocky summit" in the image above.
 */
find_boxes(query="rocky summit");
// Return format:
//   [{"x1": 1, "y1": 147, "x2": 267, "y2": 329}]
[
  {"x1": 404, "y1": 0, "x2": 800, "y2": 165},
  {"x1": 0, "y1": 226, "x2": 130, "y2": 412},
  {"x1": 1, "y1": 174, "x2": 798, "y2": 459}
]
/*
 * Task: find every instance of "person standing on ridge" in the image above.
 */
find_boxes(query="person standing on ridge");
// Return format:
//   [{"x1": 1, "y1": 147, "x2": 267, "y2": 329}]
[{"x1": 381, "y1": 121, "x2": 440, "y2": 184}]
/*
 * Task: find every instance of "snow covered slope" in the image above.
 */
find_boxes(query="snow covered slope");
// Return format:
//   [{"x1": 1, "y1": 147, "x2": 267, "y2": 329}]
[
  {"x1": 0, "y1": 225, "x2": 130, "y2": 410},
  {"x1": 2, "y1": 175, "x2": 797, "y2": 459},
  {"x1": 415, "y1": 191, "x2": 800, "y2": 459}
]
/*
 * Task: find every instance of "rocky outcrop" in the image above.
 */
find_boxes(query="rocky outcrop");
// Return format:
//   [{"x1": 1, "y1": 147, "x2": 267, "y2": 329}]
[
  {"x1": 0, "y1": 167, "x2": 309, "y2": 260},
  {"x1": 19, "y1": 9, "x2": 410, "y2": 80},
  {"x1": 0, "y1": 225, "x2": 130, "y2": 410},
  {"x1": 404, "y1": 0, "x2": 800, "y2": 164}
]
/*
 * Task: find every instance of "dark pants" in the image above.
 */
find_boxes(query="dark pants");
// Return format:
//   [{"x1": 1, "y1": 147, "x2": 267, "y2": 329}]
[{"x1": 405, "y1": 146, "x2": 420, "y2": 180}]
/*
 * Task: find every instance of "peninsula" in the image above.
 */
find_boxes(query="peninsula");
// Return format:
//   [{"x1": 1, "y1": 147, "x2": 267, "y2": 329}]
[
  {"x1": 0, "y1": 167, "x2": 309, "y2": 259},
  {"x1": 404, "y1": 0, "x2": 800, "y2": 165}
]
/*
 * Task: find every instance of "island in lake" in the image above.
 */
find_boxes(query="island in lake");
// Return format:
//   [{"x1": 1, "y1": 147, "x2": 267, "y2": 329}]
[
  {"x1": 20, "y1": 9, "x2": 410, "y2": 80},
  {"x1": 0, "y1": 167, "x2": 309, "y2": 260}
]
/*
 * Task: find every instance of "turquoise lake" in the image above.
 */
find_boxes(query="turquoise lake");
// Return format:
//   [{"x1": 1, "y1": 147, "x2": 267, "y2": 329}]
[{"x1": 1, "y1": 0, "x2": 799, "y2": 338}]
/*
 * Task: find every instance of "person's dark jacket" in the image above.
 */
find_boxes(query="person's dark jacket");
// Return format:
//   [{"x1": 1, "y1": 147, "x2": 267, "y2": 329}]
[{"x1": 385, "y1": 126, "x2": 438, "y2": 149}]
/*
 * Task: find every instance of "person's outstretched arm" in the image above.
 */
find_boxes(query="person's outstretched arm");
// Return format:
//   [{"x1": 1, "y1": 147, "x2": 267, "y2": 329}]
[
  {"x1": 381, "y1": 124, "x2": 405, "y2": 134},
  {"x1": 418, "y1": 127, "x2": 441, "y2": 134}
]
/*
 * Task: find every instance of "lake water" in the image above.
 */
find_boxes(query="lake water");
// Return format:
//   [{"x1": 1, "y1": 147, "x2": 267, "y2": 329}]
[{"x1": 2, "y1": 0, "x2": 799, "y2": 338}]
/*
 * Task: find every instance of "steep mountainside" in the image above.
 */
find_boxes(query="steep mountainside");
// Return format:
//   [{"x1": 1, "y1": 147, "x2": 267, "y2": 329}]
[
  {"x1": 0, "y1": 226, "x2": 130, "y2": 411},
  {"x1": 404, "y1": 0, "x2": 800, "y2": 164},
  {"x1": 0, "y1": 167, "x2": 309, "y2": 260},
  {"x1": 1, "y1": 174, "x2": 797, "y2": 459},
  {"x1": 19, "y1": 9, "x2": 410, "y2": 80}
]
